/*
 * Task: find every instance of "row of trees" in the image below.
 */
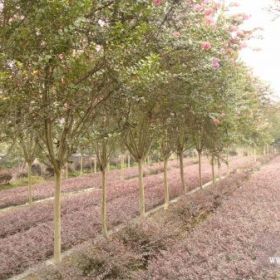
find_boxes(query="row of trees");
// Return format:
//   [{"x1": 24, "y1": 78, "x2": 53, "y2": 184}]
[{"x1": 0, "y1": 0, "x2": 276, "y2": 264}]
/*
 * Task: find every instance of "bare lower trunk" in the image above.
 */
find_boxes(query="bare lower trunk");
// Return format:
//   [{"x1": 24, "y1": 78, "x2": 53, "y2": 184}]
[
  {"x1": 54, "y1": 169, "x2": 62, "y2": 264},
  {"x1": 163, "y1": 158, "x2": 169, "y2": 210},
  {"x1": 211, "y1": 156, "x2": 215, "y2": 187},
  {"x1": 121, "y1": 155, "x2": 125, "y2": 180},
  {"x1": 128, "y1": 155, "x2": 131, "y2": 168},
  {"x1": 65, "y1": 162, "x2": 69, "y2": 179},
  {"x1": 94, "y1": 157, "x2": 97, "y2": 173},
  {"x1": 226, "y1": 151, "x2": 230, "y2": 176},
  {"x1": 218, "y1": 160, "x2": 221, "y2": 180},
  {"x1": 253, "y1": 148, "x2": 257, "y2": 162},
  {"x1": 138, "y1": 159, "x2": 145, "y2": 218},
  {"x1": 179, "y1": 151, "x2": 186, "y2": 193},
  {"x1": 27, "y1": 163, "x2": 32, "y2": 205},
  {"x1": 80, "y1": 155, "x2": 83, "y2": 175},
  {"x1": 101, "y1": 169, "x2": 108, "y2": 238},
  {"x1": 198, "y1": 151, "x2": 202, "y2": 188}
]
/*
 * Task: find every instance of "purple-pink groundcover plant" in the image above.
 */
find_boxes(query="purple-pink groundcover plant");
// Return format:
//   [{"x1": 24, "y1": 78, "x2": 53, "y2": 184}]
[{"x1": 0, "y1": 156, "x2": 256, "y2": 279}]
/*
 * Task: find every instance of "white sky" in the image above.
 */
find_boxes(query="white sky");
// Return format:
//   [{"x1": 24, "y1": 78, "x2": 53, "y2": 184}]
[{"x1": 227, "y1": 0, "x2": 280, "y2": 98}]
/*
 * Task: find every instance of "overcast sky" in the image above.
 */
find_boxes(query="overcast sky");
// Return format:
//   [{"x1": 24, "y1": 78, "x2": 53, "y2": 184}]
[{"x1": 228, "y1": 0, "x2": 280, "y2": 98}]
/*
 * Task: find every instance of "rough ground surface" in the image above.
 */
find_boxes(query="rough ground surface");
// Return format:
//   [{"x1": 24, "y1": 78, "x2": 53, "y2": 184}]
[{"x1": 142, "y1": 156, "x2": 280, "y2": 280}]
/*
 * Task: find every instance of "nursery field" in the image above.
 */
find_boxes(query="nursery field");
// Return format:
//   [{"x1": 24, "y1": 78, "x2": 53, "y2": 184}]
[
  {"x1": 1, "y1": 1, "x2": 280, "y2": 280},
  {"x1": 0, "y1": 155, "x2": 259, "y2": 280},
  {"x1": 17, "y1": 155, "x2": 280, "y2": 280}
]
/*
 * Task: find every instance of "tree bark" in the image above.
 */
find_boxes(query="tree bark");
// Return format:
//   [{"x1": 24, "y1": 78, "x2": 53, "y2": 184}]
[
  {"x1": 163, "y1": 158, "x2": 169, "y2": 210},
  {"x1": 226, "y1": 150, "x2": 230, "y2": 176},
  {"x1": 94, "y1": 157, "x2": 97, "y2": 173},
  {"x1": 80, "y1": 154, "x2": 83, "y2": 175},
  {"x1": 27, "y1": 162, "x2": 32, "y2": 205},
  {"x1": 253, "y1": 147, "x2": 257, "y2": 162},
  {"x1": 101, "y1": 169, "x2": 108, "y2": 238},
  {"x1": 211, "y1": 155, "x2": 215, "y2": 187},
  {"x1": 179, "y1": 151, "x2": 186, "y2": 193},
  {"x1": 65, "y1": 162, "x2": 69, "y2": 179},
  {"x1": 121, "y1": 155, "x2": 125, "y2": 180},
  {"x1": 54, "y1": 169, "x2": 62, "y2": 264},
  {"x1": 138, "y1": 159, "x2": 145, "y2": 218},
  {"x1": 198, "y1": 151, "x2": 202, "y2": 188},
  {"x1": 127, "y1": 154, "x2": 131, "y2": 168}
]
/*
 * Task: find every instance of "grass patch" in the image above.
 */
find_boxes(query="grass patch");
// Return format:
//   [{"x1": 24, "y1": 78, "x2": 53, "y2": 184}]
[{"x1": 0, "y1": 176, "x2": 45, "y2": 191}]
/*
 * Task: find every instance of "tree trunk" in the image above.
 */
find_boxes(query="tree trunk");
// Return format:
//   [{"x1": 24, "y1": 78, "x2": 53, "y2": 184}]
[
  {"x1": 94, "y1": 157, "x2": 97, "y2": 173},
  {"x1": 80, "y1": 155, "x2": 83, "y2": 175},
  {"x1": 226, "y1": 150, "x2": 230, "y2": 176},
  {"x1": 27, "y1": 162, "x2": 32, "y2": 205},
  {"x1": 211, "y1": 156, "x2": 215, "y2": 187},
  {"x1": 101, "y1": 169, "x2": 108, "y2": 238},
  {"x1": 127, "y1": 155, "x2": 131, "y2": 168},
  {"x1": 217, "y1": 159, "x2": 221, "y2": 180},
  {"x1": 253, "y1": 147, "x2": 257, "y2": 162},
  {"x1": 65, "y1": 162, "x2": 69, "y2": 179},
  {"x1": 179, "y1": 151, "x2": 186, "y2": 193},
  {"x1": 138, "y1": 159, "x2": 145, "y2": 218},
  {"x1": 121, "y1": 155, "x2": 125, "y2": 180},
  {"x1": 198, "y1": 151, "x2": 202, "y2": 188},
  {"x1": 163, "y1": 158, "x2": 169, "y2": 210},
  {"x1": 54, "y1": 169, "x2": 62, "y2": 264}
]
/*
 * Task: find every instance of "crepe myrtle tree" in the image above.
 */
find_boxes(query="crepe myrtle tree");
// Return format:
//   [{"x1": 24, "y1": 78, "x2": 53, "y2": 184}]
[
  {"x1": 85, "y1": 102, "x2": 119, "y2": 238},
  {"x1": 0, "y1": 81, "x2": 39, "y2": 203},
  {"x1": 1, "y1": 0, "x2": 164, "y2": 263},
  {"x1": 118, "y1": 54, "x2": 167, "y2": 218},
  {"x1": 3, "y1": 3, "x2": 178, "y2": 261},
  {"x1": 155, "y1": 91, "x2": 178, "y2": 208}
]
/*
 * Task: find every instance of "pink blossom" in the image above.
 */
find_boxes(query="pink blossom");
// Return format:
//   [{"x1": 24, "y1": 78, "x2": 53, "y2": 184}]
[
  {"x1": 205, "y1": 16, "x2": 216, "y2": 26},
  {"x1": 212, "y1": 117, "x2": 221, "y2": 125},
  {"x1": 172, "y1": 31, "x2": 181, "y2": 38},
  {"x1": 204, "y1": 8, "x2": 214, "y2": 16},
  {"x1": 153, "y1": 0, "x2": 163, "y2": 6},
  {"x1": 212, "y1": 57, "x2": 221, "y2": 70},
  {"x1": 201, "y1": 41, "x2": 212, "y2": 50},
  {"x1": 193, "y1": 4, "x2": 203, "y2": 12}
]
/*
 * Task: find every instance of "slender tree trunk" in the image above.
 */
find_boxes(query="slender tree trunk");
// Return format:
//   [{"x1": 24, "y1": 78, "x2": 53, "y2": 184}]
[
  {"x1": 27, "y1": 162, "x2": 32, "y2": 205},
  {"x1": 121, "y1": 155, "x2": 125, "y2": 180},
  {"x1": 90, "y1": 158, "x2": 93, "y2": 173},
  {"x1": 163, "y1": 158, "x2": 169, "y2": 210},
  {"x1": 80, "y1": 154, "x2": 83, "y2": 175},
  {"x1": 127, "y1": 155, "x2": 131, "y2": 168},
  {"x1": 101, "y1": 168, "x2": 108, "y2": 238},
  {"x1": 138, "y1": 159, "x2": 145, "y2": 218},
  {"x1": 253, "y1": 147, "x2": 257, "y2": 162},
  {"x1": 179, "y1": 151, "x2": 186, "y2": 193},
  {"x1": 65, "y1": 162, "x2": 69, "y2": 179},
  {"x1": 198, "y1": 151, "x2": 202, "y2": 189},
  {"x1": 94, "y1": 157, "x2": 97, "y2": 173},
  {"x1": 54, "y1": 169, "x2": 62, "y2": 264},
  {"x1": 218, "y1": 159, "x2": 221, "y2": 180},
  {"x1": 211, "y1": 156, "x2": 215, "y2": 187},
  {"x1": 226, "y1": 150, "x2": 230, "y2": 176}
]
